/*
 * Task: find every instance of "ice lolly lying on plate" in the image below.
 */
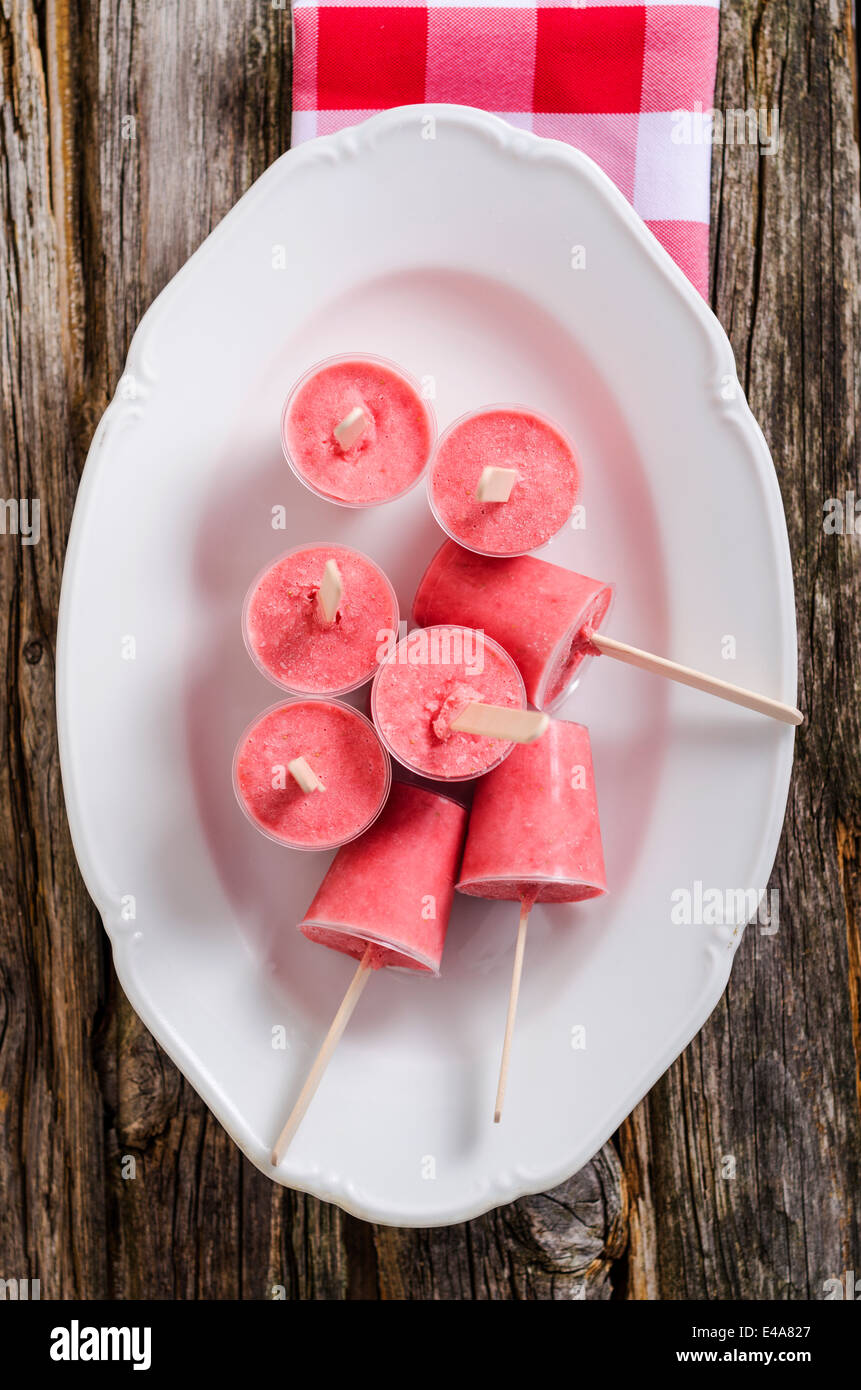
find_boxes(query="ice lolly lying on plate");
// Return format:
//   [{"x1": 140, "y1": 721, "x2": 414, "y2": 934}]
[
  {"x1": 413, "y1": 540, "x2": 803, "y2": 725},
  {"x1": 271, "y1": 782, "x2": 468, "y2": 1162},
  {"x1": 457, "y1": 718, "x2": 607, "y2": 1120}
]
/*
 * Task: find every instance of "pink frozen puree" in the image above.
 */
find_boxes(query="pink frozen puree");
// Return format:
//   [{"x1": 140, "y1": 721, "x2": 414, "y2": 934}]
[
  {"x1": 412, "y1": 541, "x2": 613, "y2": 712},
  {"x1": 299, "y1": 782, "x2": 468, "y2": 973},
  {"x1": 457, "y1": 719, "x2": 607, "y2": 903},
  {"x1": 234, "y1": 700, "x2": 390, "y2": 849},
  {"x1": 371, "y1": 625, "x2": 525, "y2": 780},
  {"x1": 429, "y1": 407, "x2": 579, "y2": 555},
  {"x1": 244, "y1": 544, "x2": 397, "y2": 694},
  {"x1": 283, "y1": 358, "x2": 433, "y2": 504}
]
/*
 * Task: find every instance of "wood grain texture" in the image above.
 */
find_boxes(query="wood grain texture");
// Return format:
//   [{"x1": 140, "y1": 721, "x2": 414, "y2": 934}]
[
  {"x1": 617, "y1": 0, "x2": 861, "y2": 1301},
  {"x1": 0, "y1": 0, "x2": 858, "y2": 1299}
]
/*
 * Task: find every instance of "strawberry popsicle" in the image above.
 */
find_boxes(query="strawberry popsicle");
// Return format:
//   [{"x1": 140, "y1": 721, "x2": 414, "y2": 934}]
[
  {"x1": 370, "y1": 624, "x2": 527, "y2": 780},
  {"x1": 456, "y1": 718, "x2": 607, "y2": 1120},
  {"x1": 299, "y1": 781, "x2": 469, "y2": 974},
  {"x1": 281, "y1": 354, "x2": 436, "y2": 506},
  {"x1": 271, "y1": 782, "x2": 468, "y2": 1162},
  {"x1": 457, "y1": 718, "x2": 607, "y2": 904},
  {"x1": 413, "y1": 540, "x2": 613, "y2": 712},
  {"x1": 243, "y1": 543, "x2": 398, "y2": 696},
  {"x1": 414, "y1": 542, "x2": 804, "y2": 724},
  {"x1": 428, "y1": 406, "x2": 580, "y2": 556},
  {"x1": 233, "y1": 699, "x2": 391, "y2": 850}
]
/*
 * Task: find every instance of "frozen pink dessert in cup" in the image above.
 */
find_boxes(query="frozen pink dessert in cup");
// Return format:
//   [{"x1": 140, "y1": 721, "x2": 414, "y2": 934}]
[
  {"x1": 269, "y1": 781, "x2": 468, "y2": 1163},
  {"x1": 457, "y1": 719, "x2": 607, "y2": 905},
  {"x1": 242, "y1": 543, "x2": 398, "y2": 696},
  {"x1": 456, "y1": 717, "x2": 607, "y2": 1120},
  {"x1": 298, "y1": 781, "x2": 468, "y2": 975},
  {"x1": 281, "y1": 354, "x2": 436, "y2": 507},
  {"x1": 414, "y1": 542, "x2": 803, "y2": 726},
  {"x1": 370, "y1": 624, "x2": 527, "y2": 781},
  {"x1": 427, "y1": 405, "x2": 580, "y2": 556},
  {"x1": 412, "y1": 540, "x2": 613, "y2": 712},
  {"x1": 232, "y1": 698, "x2": 391, "y2": 851}
]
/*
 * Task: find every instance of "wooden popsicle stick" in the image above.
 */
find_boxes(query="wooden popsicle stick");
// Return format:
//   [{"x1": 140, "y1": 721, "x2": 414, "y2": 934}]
[
  {"x1": 333, "y1": 406, "x2": 367, "y2": 450},
  {"x1": 449, "y1": 703, "x2": 549, "y2": 743},
  {"x1": 589, "y1": 631, "x2": 804, "y2": 726},
  {"x1": 288, "y1": 757, "x2": 325, "y2": 793},
  {"x1": 494, "y1": 899, "x2": 532, "y2": 1123},
  {"x1": 476, "y1": 466, "x2": 518, "y2": 502},
  {"x1": 271, "y1": 944, "x2": 374, "y2": 1165},
  {"x1": 316, "y1": 558, "x2": 343, "y2": 624}
]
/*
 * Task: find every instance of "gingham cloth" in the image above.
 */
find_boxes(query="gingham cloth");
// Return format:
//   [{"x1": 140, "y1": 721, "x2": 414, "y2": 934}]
[{"x1": 291, "y1": 1, "x2": 720, "y2": 296}]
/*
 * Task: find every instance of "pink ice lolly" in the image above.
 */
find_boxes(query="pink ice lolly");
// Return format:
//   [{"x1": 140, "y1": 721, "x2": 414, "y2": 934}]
[
  {"x1": 428, "y1": 406, "x2": 580, "y2": 556},
  {"x1": 412, "y1": 540, "x2": 613, "y2": 712},
  {"x1": 299, "y1": 782, "x2": 468, "y2": 974},
  {"x1": 457, "y1": 718, "x2": 607, "y2": 904},
  {"x1": 457, "y1": 718, "x2": 606, "y2": 1120},
  {"x1": 414, "y1": 542, "x2": 804, "y2": 726},
  {"x1": 233, "y1": 699, "x2": 391, "y2": 850},
  {"x1": 271, "y1": 782, "x2": 468, "y2": 1162},
  {"x1": 370, "y1": 624, "x2": 526, "y2": 781},
  {"x1": 281, "y1": 355, "x2": 435, "y2": 506},
  {"x1": 243, "y1": 543, "x2": 398, "y2": 696}
]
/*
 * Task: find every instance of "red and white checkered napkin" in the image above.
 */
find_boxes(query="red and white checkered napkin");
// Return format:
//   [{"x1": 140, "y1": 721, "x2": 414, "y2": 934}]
[{"x1": 291, "y1": 1, "x2": 720, "y2": 296}]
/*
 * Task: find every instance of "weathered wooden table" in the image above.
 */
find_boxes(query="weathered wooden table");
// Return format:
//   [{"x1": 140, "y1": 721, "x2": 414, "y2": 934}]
[{"x1": 1, "y1": 1, "x2": 858, "y2": 1299}]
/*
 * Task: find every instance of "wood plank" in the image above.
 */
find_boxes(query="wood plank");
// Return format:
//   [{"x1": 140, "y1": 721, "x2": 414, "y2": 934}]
[
  {"x1": 0, "y1": 0, "x2": 857, "y2": 1300},
  {"x1": 618, "y1": 0, "x2": 861, "y2": 1299},
  {"x1": 0, "y1": 0, "x2": 109, "y2": 1300}
]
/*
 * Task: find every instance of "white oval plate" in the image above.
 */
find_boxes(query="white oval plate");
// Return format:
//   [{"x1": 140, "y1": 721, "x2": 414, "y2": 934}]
[{"x1": 57, "y1": 105, "x2": 797, "y2": 1227}]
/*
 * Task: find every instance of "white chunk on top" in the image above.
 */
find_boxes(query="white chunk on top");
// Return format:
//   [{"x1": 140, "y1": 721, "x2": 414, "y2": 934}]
[
  {"x1": 449, "y1": 704, "x2": 549, "y2": 743},
  {"x1": 476, "y1": 466, "x2": 519, "y2": 502},
  {"x1": 333, "y1": 406, "x2": 368, "y2": 451},
  {"x1": 288, "y1": 757, "x2": 326, "y2": 793},
  {"x1": 316, "y1": 558, "x2": 343, "y2": 624}
]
